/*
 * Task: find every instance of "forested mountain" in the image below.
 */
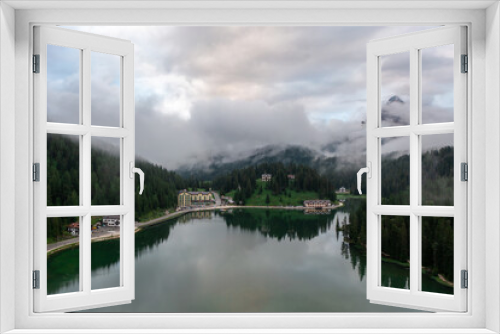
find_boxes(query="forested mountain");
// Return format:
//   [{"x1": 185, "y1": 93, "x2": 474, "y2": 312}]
[
  {"x1": 344, "y1": 145, "x2": 455, "y2": 284},
  {"x1": 345, "y1": 198, "x2": 454, "y2": 285},
  {"x1": 46, "y1": 135, "x2": 191, "y2": 243},
  {"x1": 380, "y1": 146, "x2": 454, "y2": 206},
  {"x1": 47, "y1": 134, "x2": 455, "y2": 287},
  {"x1": 47, "y1": 134, "x2": 187, "y2": 217},
  {"x1": 177, "y1": 144, "x2": 359, "y2": 192},
  {"x1": 212, "y1": 162, "x2": 337, "y2": 204}
]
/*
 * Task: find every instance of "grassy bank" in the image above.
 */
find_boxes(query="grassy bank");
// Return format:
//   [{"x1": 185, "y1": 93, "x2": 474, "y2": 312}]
[
  {"x1": 135, "y1": 207, "x2": 176, "y2": 223},
  {"x1": 382, "y1": 256, "x2": 453, "y2": 288},
  {"x1": 382, "y1": 257, "x2": 410, "y2": 268},
  {"x1": 227, "y1": 179, "x2": 325, "y2": 206}
]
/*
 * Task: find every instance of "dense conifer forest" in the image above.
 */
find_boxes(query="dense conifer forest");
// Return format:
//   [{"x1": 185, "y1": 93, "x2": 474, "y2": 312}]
[
  {"x1": 380, "y1": 146, "x2": 454, "y2": 206},
  {"x1": 344, "y1": 145, "x2": 455, "y2": 284},
  {"x1": 345, "y1": 199, "x2": 454, "y2": 285},
  {"x1": 46, "y1": 134, "x2": 455, "y2": 286},
  {"x1": 46, "y1": 135, "x2": 193, "y2": 242}
]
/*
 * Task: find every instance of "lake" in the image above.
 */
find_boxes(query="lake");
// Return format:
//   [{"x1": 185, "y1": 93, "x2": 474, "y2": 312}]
[{"x1": 47, "y1": 207, "x2": 451, "y2": 312}]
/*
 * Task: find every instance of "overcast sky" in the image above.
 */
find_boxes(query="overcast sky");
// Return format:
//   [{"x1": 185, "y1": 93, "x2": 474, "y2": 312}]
[{"x1": 48, "y1": 26, "x2": 454, "y2": 169}]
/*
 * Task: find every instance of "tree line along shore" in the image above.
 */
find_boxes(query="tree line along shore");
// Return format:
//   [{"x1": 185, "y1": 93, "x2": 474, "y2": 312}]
[{"x1": 47, "y1": 134, "x2": 455, "y2": 289}]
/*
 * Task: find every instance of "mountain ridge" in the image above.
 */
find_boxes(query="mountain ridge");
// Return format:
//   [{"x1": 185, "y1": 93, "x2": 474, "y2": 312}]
[{"x1": 176, "y1": 144, "x2": 338, "y2": 179}]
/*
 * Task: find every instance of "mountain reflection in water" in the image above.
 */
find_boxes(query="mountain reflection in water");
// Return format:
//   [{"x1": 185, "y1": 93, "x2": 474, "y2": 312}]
[{"x1": 46, "y1": 207, "x2": 438, "y2": 312}]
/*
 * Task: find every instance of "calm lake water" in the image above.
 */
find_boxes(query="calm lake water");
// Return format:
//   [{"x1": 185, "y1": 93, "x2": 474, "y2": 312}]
[{"x1": 47, "y1": 207, "x2": 451, "y2": 312}]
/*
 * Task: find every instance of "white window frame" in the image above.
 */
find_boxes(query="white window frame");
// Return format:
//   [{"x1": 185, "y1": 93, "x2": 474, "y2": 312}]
[
  {"x1": 1, "y1": 2, "x2": 499, "y2": 333},
  {"x1": 366, "y1": 26, "x2": 467, "y2": 312},
  {"x1": 33, "y1": 26, "x2": 136, "y2": 313}
]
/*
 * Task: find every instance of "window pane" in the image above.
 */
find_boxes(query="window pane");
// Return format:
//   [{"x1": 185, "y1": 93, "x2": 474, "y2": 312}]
[
  {"x1": 91, "y1": 216, "x2": 121, "y2": 290},
  {"x1": 421, "y1": 45, "x2": 454, "y2": 124},
  {"x1": 91, "y1": 137, "x2": 121, "y2": 205},
  {"x1": 47, "y1": 216, "x2": 80, "y2": 295},
  {"x1": 421, "y1": 217, "x2": 454, "y2": 295},
  {"x1": 381, "y1": 215, "x2": 410, "y2": 290},
  {"x1": 91, "y1": 52, "x2": 121, "y2": 127},
  {"x1": 47, "y1": 44, "x2": 80, "y2": 124},
  {"x1": 381, "y1": 137, "x2": 410, "y2": 205},
  {"x1": 421, "y1": 134, "x2": 454, "y2": 206},
  {"x1": 380, "y1": 52, "x2": 410, "y2": 127},
  {"x1": 47, "y1": 134, "x2": 79, "y2": 206}
]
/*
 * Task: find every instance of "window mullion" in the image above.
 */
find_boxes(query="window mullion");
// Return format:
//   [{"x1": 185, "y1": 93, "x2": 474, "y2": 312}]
[
  {"x1": 46, "y1": 206, "x2": 90, "y2": 217},
  {"x1": 82, "y1": 47, "x2": 92, "y2": 294},
  {"x1": 413, "y1": 123, "x2": 454, "y2": 135},
  {"x1": 373, "y1": 205, "x2": 411, "y2": 215},
  {"x1": 78, "y1": 48, "x2": 84, "y2": 292},
  {"x1": 415, "y1": 47, "x2": 423, "y2": 293},
  {"x1": 409, "y1": 47, "x2": 420, "y2": 295}
]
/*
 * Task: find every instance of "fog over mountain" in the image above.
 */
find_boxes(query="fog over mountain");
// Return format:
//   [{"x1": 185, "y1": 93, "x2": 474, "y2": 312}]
[
  {"x1": 176, "y1": 94, "x2": 420, "y2": 178},
  {"x1": 55, "y1": 26, "x2": 452, "y2": 172},
  {"x1": 176, "y1": 144, "x2": 337, "y2": 179}
]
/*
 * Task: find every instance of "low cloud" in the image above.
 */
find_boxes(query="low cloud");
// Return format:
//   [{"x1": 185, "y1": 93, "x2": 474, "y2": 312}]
[
  {"x1": 136, "y1": 99, "x2": 322, "y2": 168},
  {"x1": 56, "y1": 25, "x2": 451, "y2": 170}
]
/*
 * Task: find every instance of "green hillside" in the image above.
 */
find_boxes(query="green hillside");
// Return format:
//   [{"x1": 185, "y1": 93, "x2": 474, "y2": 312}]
[
  {"x1": 343, "y1": 145, "x2": 455, "y2": 286},
  {"x1": 214, "y1": 162, "x2": 339, "y2": 206},
  {"x1": 227, "y1": 179, "x2": 321, "y2": 206},
  {"x1": 46, "y1": 134, "x2": 192, "y2": 243}
]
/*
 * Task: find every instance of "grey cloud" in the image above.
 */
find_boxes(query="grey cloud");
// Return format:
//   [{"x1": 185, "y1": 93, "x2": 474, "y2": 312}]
[
  {"x1": 47, "y1": 45, "x2": 80, "y2": 124},
  {"x1": 190, "y1": 99, "x2": 317, "y2": 146},
  {"x1": 320, "y1": 117, "x2": 367, "y2": 168},
  {"x1": 135, "y1": 98, "x2": 324, "y2": 169},
  {"x1": 91, "y1": 52, "x2": 122, "y2": 127},
  {"x1": 47, "y1": 85, "x2": 80, "y2": 124},
  {"x1": 422, "y1": 133, "x2": 454, "y2": 152},
  {"x1": 65, "y1": 25, "x2": 448, "y2": 170},
  {"x1": 380, "y1": 137, "x2": 409, "y2": 164}
]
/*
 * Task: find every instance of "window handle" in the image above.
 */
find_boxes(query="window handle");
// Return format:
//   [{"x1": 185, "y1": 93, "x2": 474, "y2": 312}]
[
  {"x1": 129, "y1": 162, "x2": 145, "y2": 195},
  {"x1": 357, "y1": 162, "x2": 371, "y2": 195}
]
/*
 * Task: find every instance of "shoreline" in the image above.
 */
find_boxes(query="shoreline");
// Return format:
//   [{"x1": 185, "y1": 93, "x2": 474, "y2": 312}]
[
  {"x1": 340, "y1": 240, "x2": 454, "y2": 290},
  {"x1": 47, "y1": 203, "x2": 344, "y2": 255},
  {"x1": 381, "y1": 257, "x2": 454, "y2": 289}
]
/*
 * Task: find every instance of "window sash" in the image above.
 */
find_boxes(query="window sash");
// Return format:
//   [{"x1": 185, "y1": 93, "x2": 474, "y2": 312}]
[
  {"x1": 33, "y1": 26, "x2": 136, "y2": 313},
  {"x1": 366, "y1": 26, "x2": 468, "y2": 312}
]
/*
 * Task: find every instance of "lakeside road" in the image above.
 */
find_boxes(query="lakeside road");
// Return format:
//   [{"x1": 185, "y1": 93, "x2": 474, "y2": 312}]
[
  {"x1": 47, "y1": 202, "x2": 344, "y2": 254},
  {"x1": 47, "y1": 210, "x2": 189, "y2": 253}
]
